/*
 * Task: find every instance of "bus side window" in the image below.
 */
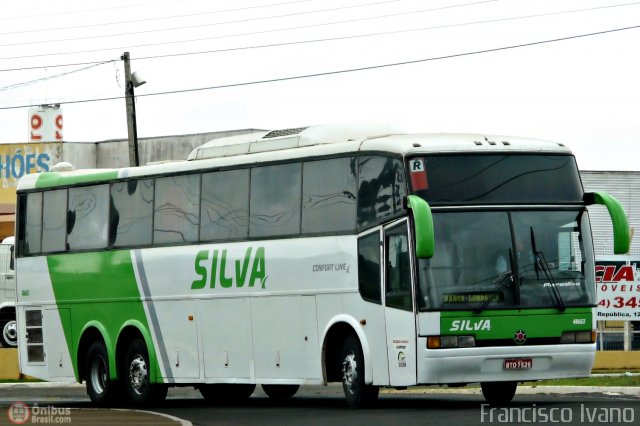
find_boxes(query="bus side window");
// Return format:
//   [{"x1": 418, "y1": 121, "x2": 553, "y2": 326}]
[
  {"x1": 358, "y1": 231, "x2": 381, "y2": 304},
  {"x1": 357, "y1": 156, "x2": 407, "y2": 230},
  {"x1": 385, "y1": 223, "x2": 412, "y2": 311},
  {"x1": 200, "y1": 169, "x2": 249, "y2": 241},
  {"x1": 250, "y1": 163, "x2": 302, "y2": 238},
  {"x1": 302, "y1": 157, "x2": 357, "y2": 234},
  {"x1": 24, "y1": 192, "x2": 43, "y2": 255},
  {"x1": 67, "y1": 184, "x2": 110, "y2": 251},
  {"x1": 111, "y1": 179, "x2": 154, "y2": 247},
  {"x1": 42, "y1": 189, "x2": 67, "y2": 253},
  {"x1": 154, "y1": 175, "x2": 200, "y2": 244}
]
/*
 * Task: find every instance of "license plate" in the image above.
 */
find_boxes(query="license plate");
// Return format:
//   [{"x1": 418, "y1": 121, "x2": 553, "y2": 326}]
[{"x1": 503, "y1": 358, "x2": 533, "y2": 370}]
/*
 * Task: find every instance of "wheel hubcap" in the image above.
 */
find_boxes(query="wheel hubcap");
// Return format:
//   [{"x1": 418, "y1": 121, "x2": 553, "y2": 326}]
[
  {"x1": 129, "y1": 355, "x2": 148, "y2": 395},
  {"x1": 90, "y1": 357, "x2": 108, "y2": 395},
  {"x1": 3, "y1": 320, "x2": 17, "y2": 346},
  {"x1": 342, "y1": 352, "x2": 358, "y2": 395}
]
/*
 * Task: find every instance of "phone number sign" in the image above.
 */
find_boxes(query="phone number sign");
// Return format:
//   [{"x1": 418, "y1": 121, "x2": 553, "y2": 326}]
[{"x1": 596, "y1": 259, "x2": 640, "y2": 321}]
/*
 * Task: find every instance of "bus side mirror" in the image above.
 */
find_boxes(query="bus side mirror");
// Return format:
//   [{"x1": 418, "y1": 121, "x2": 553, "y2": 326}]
[
  {"x1": 407, "y1": 195, "x2": 435, "y2": 259},
  {"x1": 584, "y1": 191, "x2": 630, "y2": 254}
]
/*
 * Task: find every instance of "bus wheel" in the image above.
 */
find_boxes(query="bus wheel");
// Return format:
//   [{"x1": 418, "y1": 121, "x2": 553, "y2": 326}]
[
  {"x1": 123, "y1": 338, "x2": 167, "y2": 405},
  {"x1": 86, "y1": 341, "x2": 119, "y2": 405},
  {"x1": 199, "y1": 384, "x2": 256, "y2": 403},
  {"x1": 481, "y1": 381, "x2": 517, "y2": 405},
  {"x1": 0, "y1": 319, "x2": 17, "y2": 347},
  {"x1": 340, "y1": 334, "x2": 379, "y2": 408},
  {"x1": 261, "y1": 384, "x2": 299, "y2": 400}
]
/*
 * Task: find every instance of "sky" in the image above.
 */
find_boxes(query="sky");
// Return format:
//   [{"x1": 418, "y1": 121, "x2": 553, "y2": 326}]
[{"x1": 0, "y1": 0, "x2": 638, "y2": 170}]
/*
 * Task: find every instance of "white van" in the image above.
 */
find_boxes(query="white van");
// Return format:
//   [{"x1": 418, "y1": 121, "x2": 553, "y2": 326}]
[{"x1": 0, "y1": 236, "x2": 16, "y2": 347}]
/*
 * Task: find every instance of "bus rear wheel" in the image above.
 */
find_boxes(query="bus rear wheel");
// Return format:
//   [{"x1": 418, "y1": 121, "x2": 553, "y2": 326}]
[
  {"x1": 199, "y1": 384, "x2": 256, "y2": 403},
  {"x1": 86, "y1": 341, "x2": 120, "y2": 406},
  {"x1": 340, "y1": 334, "x2": 379, "y2": 408},
  {"x1": 123, "y1": 338, "x2": 167, "y2": 406},
  {"x1": 481, "y1": 381, "x2": 517, "y2": 405},
  {"x1": 261, "y1": 384, "x2": 299, "y2": 400}
]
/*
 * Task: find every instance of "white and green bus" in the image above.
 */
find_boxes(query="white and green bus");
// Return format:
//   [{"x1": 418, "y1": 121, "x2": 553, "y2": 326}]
[{"x1": 14, "y1": 124, "x2": 628, "y2": 408}]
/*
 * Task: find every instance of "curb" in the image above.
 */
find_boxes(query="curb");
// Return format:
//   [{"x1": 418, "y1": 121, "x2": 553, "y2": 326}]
[{"x1": 384, "y1": 385, "x2": 640, "y2": 396}]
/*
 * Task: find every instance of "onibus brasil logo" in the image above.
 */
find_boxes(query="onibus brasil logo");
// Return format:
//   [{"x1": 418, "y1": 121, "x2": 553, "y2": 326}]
[{"x1": 192, "y1": 247, "x2": 267, "y2": 289}]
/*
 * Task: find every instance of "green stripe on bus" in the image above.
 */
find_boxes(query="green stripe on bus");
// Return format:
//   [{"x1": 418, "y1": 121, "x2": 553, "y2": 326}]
[
  {"x1": 47, "y1": 251, "x2": 162, "y2": 383},
  {"x1": 36, "y1": 171, "x2": 119, "y2": 189},
  {"x1": 440, "y1": 308, "x2": 592, "y2": 340}
]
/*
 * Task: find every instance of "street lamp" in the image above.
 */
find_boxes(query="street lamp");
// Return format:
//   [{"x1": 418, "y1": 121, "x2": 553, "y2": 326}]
[{"x1": 122, "y1": 51, "x2": 146, "y2": 167}]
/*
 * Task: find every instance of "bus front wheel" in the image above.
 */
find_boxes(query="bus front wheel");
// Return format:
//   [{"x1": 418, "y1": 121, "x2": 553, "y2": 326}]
[
  {"x1": 481, "y1": 381, "x2": 517, "y2": 405},
  {"x1": 340, "y1": 334, "x2": 379, "y2": 408},
  {"x1": 123, "y1": 338, "x2": 167, "y2": 406},
  {"x1": 86, "y1": 341, "x2": 120, "y2": 405}
]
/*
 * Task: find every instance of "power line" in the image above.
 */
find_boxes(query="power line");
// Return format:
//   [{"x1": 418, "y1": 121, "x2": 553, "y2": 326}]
[
  {"x1": 0, "y1": 0, "x2": 312, "y2": 36},
  {"x1": 0, "y1": 24, "x2": 637, "y2": 110},
  {"x1": 0, "y1": 0, "x2": 635, "y2": 61},
  {"x1": 0, "y1": 61, "x2": 112, "y2": 92},
  {"x1": 0, "y1": 0, "x2": 405, "y2": 47},
  {"x1": 0, "y1": 60, "x2": 118, "y2": 73},
  {"x1": 0, "y1": 0, "x2": 181, "y2": 21}
]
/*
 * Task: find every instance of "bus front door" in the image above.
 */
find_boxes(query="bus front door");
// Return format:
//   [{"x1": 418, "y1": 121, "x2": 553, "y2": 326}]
[{"x1": 383, "y1": 221, "x2": 417, "y2": 386}]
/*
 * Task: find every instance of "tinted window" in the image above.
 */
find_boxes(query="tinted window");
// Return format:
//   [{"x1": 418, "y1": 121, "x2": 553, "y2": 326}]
[
  {"x1": 201, "y1": 169, "x2": 249, "y2": 240},
  {"x1": 250, "y1": 163, "x2": 301, "y2": 237},
  {"x1": 385, "y1": 223, "x2": 412, "y2": 311},
  {"x1": 25, "y1": 192, "x2": 43, "y2": 254},
  {"x1": 42, "y1": 190, "x2": 67, "y2": 253},
  {"x1": 302, "y1": 158, "x2": 357, "y2": 234},
  {"x1": 358, "y1": 231, "x2": 381, "y2": 304},
  {"x1": 154, "y1": 175, "x2": 200, "y2": 244},
  {"x1": 357, "y1": 156, "x2": 406, "y2": 229},
  {"x1": 111, "y1": 179, "x2": 154, "y2": 247},
  {"x1": 67, "y1": 185, "x2": 109, "y2": 251},
  {"x1": 409, "y1": 154, "x2": 583, "y2": 205}
]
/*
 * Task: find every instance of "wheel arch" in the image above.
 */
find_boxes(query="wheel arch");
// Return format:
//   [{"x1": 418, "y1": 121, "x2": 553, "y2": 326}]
[
  {"x1": 76, "y1": 322, "x2": 113, "y2": 383},
  {"x1": 0, "y1": 305, "x2": 16, "y2": 322},
  {"x1": 321, "y1": 315, "x2": 372, "y2": 384}
]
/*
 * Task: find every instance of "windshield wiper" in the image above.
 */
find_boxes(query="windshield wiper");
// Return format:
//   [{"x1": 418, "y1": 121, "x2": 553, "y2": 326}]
[
  {"x1": 475, "y1": 249, "x2": 513, "y2": 313},
  {"x1": 530, "y1": 227, "x2": 566, "y2": 312}
]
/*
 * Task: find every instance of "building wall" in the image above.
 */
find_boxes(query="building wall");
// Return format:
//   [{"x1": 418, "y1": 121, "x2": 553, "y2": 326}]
[{"x1": 90, "y1": 129, "x2": 263, "y2": 168}]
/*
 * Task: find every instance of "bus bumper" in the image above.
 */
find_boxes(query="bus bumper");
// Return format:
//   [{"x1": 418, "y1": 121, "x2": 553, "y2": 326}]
[{"x1": 417, "y1": 339, "x2": 595, "y2": 384}]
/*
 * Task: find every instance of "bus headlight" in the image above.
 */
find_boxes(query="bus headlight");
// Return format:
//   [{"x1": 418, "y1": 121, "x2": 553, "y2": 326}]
[
  {"x1": 427, "y1": 335, "x2": 476, "y2": 349},
  {"x1": 560, "y1": 330, "x2": 595, "y2": 344}
]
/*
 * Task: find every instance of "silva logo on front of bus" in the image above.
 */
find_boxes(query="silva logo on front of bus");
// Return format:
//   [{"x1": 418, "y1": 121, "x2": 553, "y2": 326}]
[
  {"x1": 191, "y1": 247, "x2": 267, "y2": 289},
  {"x1": 449, "y1": 319, "x2": 491, "y2": 331}
]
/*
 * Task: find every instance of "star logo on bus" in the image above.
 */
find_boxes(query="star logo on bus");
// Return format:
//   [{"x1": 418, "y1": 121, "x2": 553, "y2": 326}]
[{"x1": 514, "y1": 330, "x2": 527, "y2": 345}]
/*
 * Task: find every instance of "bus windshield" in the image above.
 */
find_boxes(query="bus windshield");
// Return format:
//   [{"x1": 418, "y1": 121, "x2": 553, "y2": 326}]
[
  {"x1": 408, "y1": 154, "x2": 583, "y2": 205},
  {"x1": 416, "y1": 209, "x2": 595, "y2": 311}
]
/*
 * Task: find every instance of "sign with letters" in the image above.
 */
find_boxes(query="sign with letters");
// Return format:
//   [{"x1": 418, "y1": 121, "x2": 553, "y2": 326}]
[{"x1": 596, "y1": 256, "x2": 640, "y2": 321}]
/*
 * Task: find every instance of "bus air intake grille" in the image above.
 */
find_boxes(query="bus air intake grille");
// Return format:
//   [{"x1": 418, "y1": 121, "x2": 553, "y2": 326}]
[
  {"x1": 25, "y1": 310, "x2": 42, "y2": 327},
  {"x1": 262, "y1": 127, "x2": 308, "y2": 139},
  {"x1": 27, "y1": 346, "x2": 44, "y2": 363},
  {"x1": 25, "y1": 309, "x2": 45, "y2": 363},
  {"x1": 27, "y1": 328, "x2": 43, "y2": 344}
]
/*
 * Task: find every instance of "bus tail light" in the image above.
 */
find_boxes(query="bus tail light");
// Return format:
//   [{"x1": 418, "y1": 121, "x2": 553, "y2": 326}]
[
  {"x1": 560, "y1": 330, "x2": 595, "y2": 344},
  {"x1": 427, "y1": 335, "x2": 476, "y2": 349}
]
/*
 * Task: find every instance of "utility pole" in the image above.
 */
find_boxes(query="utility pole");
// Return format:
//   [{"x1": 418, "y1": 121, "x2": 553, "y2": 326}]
[{"x1": 122, "y1": 51, "x2": 140, "y2": 167}]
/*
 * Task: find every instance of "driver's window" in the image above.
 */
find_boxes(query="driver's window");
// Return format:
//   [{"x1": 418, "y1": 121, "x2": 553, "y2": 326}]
[{"x1": 385, "y1": 223, "x2": 412, "y2": 311}]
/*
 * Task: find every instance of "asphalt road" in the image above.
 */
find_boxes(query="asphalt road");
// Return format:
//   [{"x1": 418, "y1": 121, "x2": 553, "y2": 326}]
[{"x1": 0, "y1": 383, "x2": 639, "y2": 425}]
